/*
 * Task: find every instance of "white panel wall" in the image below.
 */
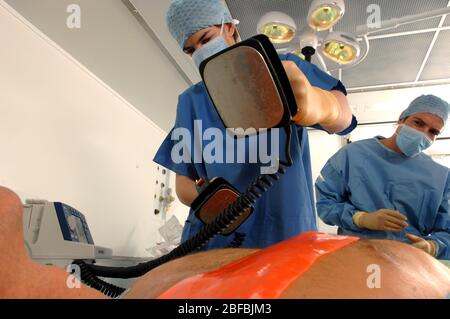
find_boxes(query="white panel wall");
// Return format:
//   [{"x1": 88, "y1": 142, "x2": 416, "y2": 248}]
[
  {"x1": 0, "y1": 1, "x2": 188, "y2": 257},
  {"x1": 4, "y1": 0, "x2": 189, "y2": 132},
  {"x1": 129, "y1": 0, "x2": 202, "y2": 85},
  {"x1": 308, "y1": 130, "x2": 344, "y2": 234},
  {"x1": 348, "y1": 85, "x2": 450, "y2": 124}
]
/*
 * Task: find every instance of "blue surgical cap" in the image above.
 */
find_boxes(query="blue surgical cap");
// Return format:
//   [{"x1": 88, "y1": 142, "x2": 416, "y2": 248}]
[
  {"x1": 399, "y1": 94, "x2": 449, "y2": 125},
  {"x1": 166, "y1": 0, "x2": 233, "y2": 48}
]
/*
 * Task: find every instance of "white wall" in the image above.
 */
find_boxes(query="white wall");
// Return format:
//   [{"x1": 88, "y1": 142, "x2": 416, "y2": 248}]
[
  {"x1": 129, "y1": 0, "x2": 202, "y2": 85},
  {"x1": 0, "y1": 1, "x2": 188, "y2": 257},
  {"x1": 308, "y1": 130, "x2": 344, "y2": 234},
  {"x1": 4, "y1": 0, "x2": 189, "y2": 132},
  {"x1": 347, "y1": 85, "x2": 450, "y2": 125}
]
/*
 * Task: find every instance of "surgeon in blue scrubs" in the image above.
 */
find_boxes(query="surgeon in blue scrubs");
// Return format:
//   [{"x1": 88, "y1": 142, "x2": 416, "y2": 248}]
[
  {"x1": 154, "y1": 0, "x2": 357, "y2": 250},
  {"x1": 316, "y1": 95, "x2": 450, "y2": 259}
]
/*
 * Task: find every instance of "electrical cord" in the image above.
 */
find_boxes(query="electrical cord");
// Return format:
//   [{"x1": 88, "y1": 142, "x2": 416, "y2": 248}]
[{"x1": 226, "y1": 232, "x2": 247, "y2": 248}]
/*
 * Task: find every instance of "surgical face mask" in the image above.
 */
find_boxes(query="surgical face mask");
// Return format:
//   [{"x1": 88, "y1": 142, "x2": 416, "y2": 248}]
[
  {"x1": 192, "y1": 22, "x2": 229, "y2": 70},
  {"x1": 395, "y1": 124, "x2": 433, "y2": 157}
]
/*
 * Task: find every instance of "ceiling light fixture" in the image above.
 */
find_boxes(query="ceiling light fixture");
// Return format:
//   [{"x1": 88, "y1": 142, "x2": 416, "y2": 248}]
[
  {"x1": 307, "y1": 0, "x2": 345, "y2": 31},
  {"x1": 322, "y1": 32, "x2": 360, "y2": 65},
  {"x1": 256, "y1": 0, "x2": 450, "y2": 72},
  {"x1": 257, "y1": 11, "x2": 297, "y2": 44}
]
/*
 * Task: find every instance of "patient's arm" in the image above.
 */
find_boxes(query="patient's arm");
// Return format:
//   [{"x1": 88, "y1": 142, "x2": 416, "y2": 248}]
[{"x1": 1, "y1": 186, "x2": 449, "y2": 299}]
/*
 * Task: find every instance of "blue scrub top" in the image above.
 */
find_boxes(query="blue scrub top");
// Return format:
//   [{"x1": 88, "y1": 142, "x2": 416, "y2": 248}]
[
  {"x1": 154, "y1": 53, "x2": 356, "y2": 250},
  {"x1": 316, "y1": 137, "x2": 450, "y2": 259}
]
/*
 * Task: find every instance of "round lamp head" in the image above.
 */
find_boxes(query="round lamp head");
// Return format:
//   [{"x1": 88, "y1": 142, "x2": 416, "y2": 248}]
[
  {"x1": 257, "y1": 11, "x2": 297, "y2": 44},
  {"x1": 308, "y1": 0, "x2": 345, "y2": 31},
  {"x1": 322, "y1": 32, "x2": 360, "y2": 65}
]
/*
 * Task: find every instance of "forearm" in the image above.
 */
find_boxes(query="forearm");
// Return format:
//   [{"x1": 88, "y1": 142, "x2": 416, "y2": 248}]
[
  {"x1": 319, "y1": 90, "x2": 353, "y2": 133},
  {"x1": 281, "y1": 60, "x2": 353, "y2": 132},
  {"x1": 317, "y1": 201, "x2": 361, "y2": 231},
  {"x1": 175, "y1": 174, "x2": 198, "y2": 207},
  {"x1": 296, "y1": 87, "x2": 352, "y2": 132},
  {"x1": 316, "y1": 164, "x2": 361, "y2": 231},
  {"x1": 431, "y1": 183, "x2": 450, "y2": 259}
]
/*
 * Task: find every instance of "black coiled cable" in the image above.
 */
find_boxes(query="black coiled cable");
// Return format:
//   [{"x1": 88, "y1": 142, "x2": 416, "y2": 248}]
[
  {"x1": 226, "y1": 232, "x2": 246, "y2": 248},
  {"x1": 73, "y1": 260, "x2": 127, "y2": 298},
  {"x1": 74, "y1": 125, "x2": 294, "y2": 298}
]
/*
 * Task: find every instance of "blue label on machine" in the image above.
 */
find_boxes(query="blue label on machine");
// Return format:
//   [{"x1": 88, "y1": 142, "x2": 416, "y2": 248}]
[{"x1": 54, "y1": 202, "x2": 94, "y2": 245}]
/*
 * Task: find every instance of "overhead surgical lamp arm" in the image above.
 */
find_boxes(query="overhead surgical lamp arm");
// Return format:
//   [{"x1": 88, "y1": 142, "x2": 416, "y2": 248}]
[
  {"x1": 356, "y1": 7, "x2": 450, "y2": 36},
  {"x1": 315, "y1": 51, "x2": 331, "y2": 75}
]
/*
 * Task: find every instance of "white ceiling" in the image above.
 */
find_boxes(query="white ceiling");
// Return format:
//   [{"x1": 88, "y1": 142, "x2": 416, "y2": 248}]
[{"x1": 129, "y1": 0, "x2": 450, "y2": 93}]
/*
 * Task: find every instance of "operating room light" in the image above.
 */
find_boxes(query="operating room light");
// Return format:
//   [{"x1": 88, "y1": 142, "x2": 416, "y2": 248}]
[
  {"x1": 322, "y1": 32, "x2": 360, "y2": 65},
  {"x1": 259, "y1": 23, "x2": 296, "y2": 43},
  {"x1": 255, "y1": 0, "x2": 450, "y2": 71},
  {"x1": 323, "y1": 41, "x2": 355, "y2": 64},
  {"x1": 257, "y1": 11, "x2": 297, "y2": 44},
  {"x1": 307, "y1": 0, "x2": 345, "y2": 31}
]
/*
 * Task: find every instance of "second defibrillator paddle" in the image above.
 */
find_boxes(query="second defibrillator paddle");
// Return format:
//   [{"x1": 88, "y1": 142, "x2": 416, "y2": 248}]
[{"x1": 191, "y1": 177, "x2": 253, "y2": 235}]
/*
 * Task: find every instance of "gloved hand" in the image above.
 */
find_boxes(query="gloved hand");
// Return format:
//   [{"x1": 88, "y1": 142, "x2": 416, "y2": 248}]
[
  {"x1": 406, "y1": 234, "x2": 438, "y2": 257},
  {"x1": 282, "y1": 61, "x2": 341, "y2": 127},
  {"x1": 352, "y1": 209, "x2": 408, "y2": 231}
]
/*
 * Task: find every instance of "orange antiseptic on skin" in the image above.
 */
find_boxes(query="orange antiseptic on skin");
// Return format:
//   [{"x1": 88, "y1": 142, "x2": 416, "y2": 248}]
[{"x1": 158, "y1": 232, "x2": 359, "y2": 299}]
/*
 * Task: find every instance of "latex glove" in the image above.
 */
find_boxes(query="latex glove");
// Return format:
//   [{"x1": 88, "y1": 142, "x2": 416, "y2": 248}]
[
  {"x1": 406, "y1": 234, "x2": 438, "y2": 257},
  {"x1": 352, "y1": 209, "x2": 408, "y2": 231},
  {"x1": 282, "y1": 61, "x2": 341, "y2": 127}
]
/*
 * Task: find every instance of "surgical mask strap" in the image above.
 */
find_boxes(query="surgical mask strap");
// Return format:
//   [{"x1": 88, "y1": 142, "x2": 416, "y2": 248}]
[{"x1": 219, "y1": 17, "x2": 225, "y2": 37}]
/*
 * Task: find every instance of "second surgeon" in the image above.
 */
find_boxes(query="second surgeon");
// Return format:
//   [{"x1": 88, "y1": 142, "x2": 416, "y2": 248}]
[{"x1": 316, "y1": 95, "x2": 450, "y2": 259}]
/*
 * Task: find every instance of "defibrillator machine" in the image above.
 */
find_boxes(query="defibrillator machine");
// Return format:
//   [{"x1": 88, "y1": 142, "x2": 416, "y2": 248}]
[{"x1": 23, "y1": 200, "x2": 112, "y2": 267}]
